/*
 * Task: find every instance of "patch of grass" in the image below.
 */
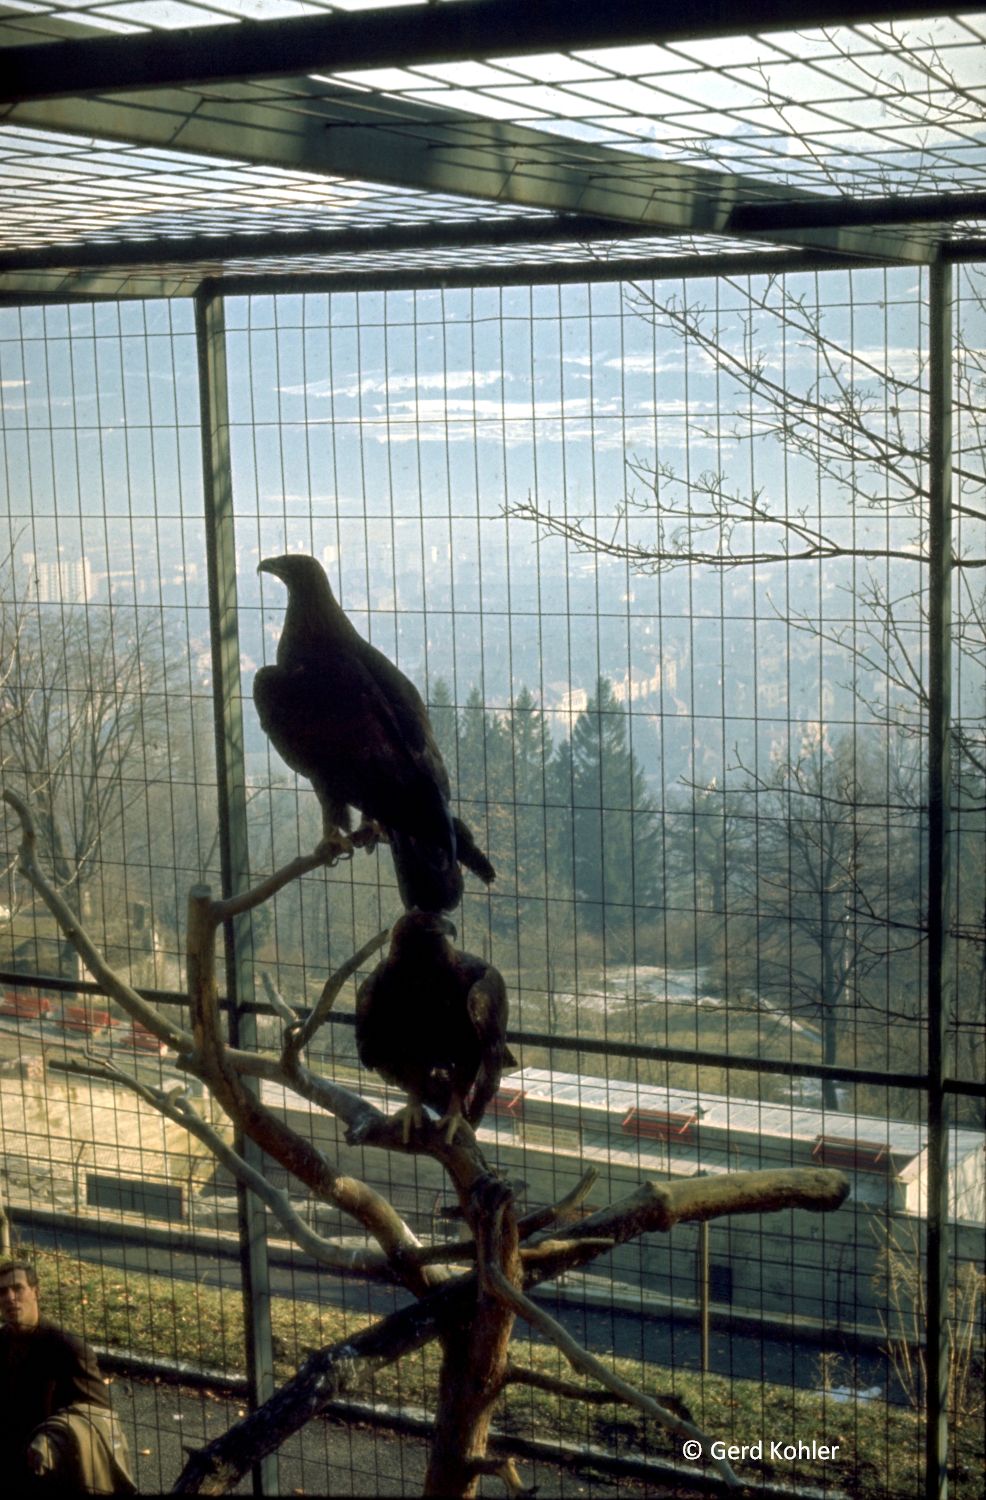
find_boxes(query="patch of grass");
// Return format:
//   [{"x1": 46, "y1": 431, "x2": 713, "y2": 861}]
[{"x1": 26, "y1": 1245, "x2": 982, "y2": 1499}]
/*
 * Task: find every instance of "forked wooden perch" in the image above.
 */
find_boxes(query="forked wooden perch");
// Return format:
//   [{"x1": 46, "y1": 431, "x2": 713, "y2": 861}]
[{"x1": 2, "y1": 786, "x2": 850, "y2": 1498}]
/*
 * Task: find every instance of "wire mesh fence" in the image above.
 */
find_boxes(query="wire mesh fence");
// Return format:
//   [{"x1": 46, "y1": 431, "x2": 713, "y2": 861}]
[{"x1": 0, "y1": 265, "x2": 984, "y2": 1497}]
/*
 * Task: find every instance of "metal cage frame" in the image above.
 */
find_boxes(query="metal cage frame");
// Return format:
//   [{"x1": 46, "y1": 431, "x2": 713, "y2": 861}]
[{"x1": 1, "y1": 5, "x2": 984, "y2": 1497}]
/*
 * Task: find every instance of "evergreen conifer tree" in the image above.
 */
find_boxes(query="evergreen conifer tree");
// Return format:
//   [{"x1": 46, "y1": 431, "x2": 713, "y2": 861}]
[
  {"x1": 554, "y1": 677, "x2": 663, "y2": 938},
  {"x1": 427, "y1": 676, "x2": 459, "y2": 777}
]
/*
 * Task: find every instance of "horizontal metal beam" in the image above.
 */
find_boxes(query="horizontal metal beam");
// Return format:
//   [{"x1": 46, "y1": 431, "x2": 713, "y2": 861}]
[
  {"x1": 0, "y1": 0, "x2": 968, "y2": 105},
  {"x1": 6, "y1": 226, "x2": 984, "y2": 306},
  {"x1": 3, "y1": 963, "x2": 983, "y2": 1100},
  {"x1": 189, "y1": 247, "x2": 891, "y2": 296},
  {"x1": 3, "y1": 187, "x2": 973, "y2": 284},
  {"x1": 0, "y1": 214, "x2": 667, "y2": 275},
  {"x1": 6, "y1": 235, "x2": 986, "y2": 304},
  {"x1": 0, "y1": 246, "x2": 889, "y2": 304},
  {"x1": 4, "y1": 80, "x2": 933, "y2": 265},
  {"x1": 5, "y1": 181, "x2": 978, "y2": 282},
  {"x1": 731, "y1": 191, "x2": 986, "y2": 233}
]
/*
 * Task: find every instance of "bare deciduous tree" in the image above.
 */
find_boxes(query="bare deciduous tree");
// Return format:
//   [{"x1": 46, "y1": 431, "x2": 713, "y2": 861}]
[{"x1": 507, "y1": 252, "x2": 986, "y2": 1107}]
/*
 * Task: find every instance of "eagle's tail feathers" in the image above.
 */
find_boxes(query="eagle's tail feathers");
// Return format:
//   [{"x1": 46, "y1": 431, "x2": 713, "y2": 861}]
[
  {"x1": 451, "y1": 817, "x2": 496, "y2": 886},
  {"x1": 389, "y1": 828, "x2": 463, "y2": 914}
]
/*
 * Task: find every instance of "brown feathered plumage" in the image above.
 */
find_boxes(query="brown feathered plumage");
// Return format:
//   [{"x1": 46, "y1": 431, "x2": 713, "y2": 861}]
[
  {"x1": 355, "y1": 911, "x2": 515, "y2": 1142},
  {"x1": 253, "y1": 553, "x2": 494, "y2": 912}
]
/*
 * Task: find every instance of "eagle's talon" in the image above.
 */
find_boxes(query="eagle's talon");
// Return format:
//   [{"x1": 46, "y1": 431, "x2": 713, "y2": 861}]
[
  {"x1": 437, "y1": 1101, "x2": 468, "y2": 1145},
  {"x1": 351, "y1": 819, "x2": 388, "y2": 852},
  {"x1": 392, "y1": 1101, "x2": 425, "y2": 1144},
  {"x1": 315, "y1": 831, "x2": 354, "y2": 866}
]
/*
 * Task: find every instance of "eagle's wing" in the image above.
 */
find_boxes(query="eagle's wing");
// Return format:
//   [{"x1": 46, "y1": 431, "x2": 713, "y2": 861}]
[
  {"x1": 355, "y1": 968, "x2": 408, "y2": 1089},
  {"x1": 258, "y1": 651, "x2": 459, "y2": 908},
  {"x1": 355, "y1": 637, "x2": 452, "y2": 797},
  {"x1": 254, "y1": 664, "x2": 348, "y2": 831},
  {"x1": 320, "y1": 643, "x2": 461, "y2": 905},
  {"x1": 354, "y1": 971, "x2": 382, "y2": 1071},
  {"x1": 355, "y1": 644, "x2": 492, "y2": 902},
  {"x1": 461, "y1": 961, "x2": 512, "y2": 1128},
  {"x1": 356, "y1": 950, "x2": 450, "y2": 1121},
  {"x1": 354, "y1": 972, "x2": 375, "y2": 1063},
  {"x1": 255, "y1": 653, "x2": 451, "y2": 829}
]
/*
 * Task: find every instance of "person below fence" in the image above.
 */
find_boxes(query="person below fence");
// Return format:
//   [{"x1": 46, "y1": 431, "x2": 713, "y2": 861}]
[{"x1": 0, "y1": 1258, "x2": 136, "y2": 1495}]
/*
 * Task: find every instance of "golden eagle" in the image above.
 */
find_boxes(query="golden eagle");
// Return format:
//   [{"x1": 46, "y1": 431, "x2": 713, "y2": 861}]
[
  {"x1": 254, "y1": 553, "x2": 494, "y2": 913},
  {"x1": 355, "y1": 911, "x2": 515, "y2": 1143}
]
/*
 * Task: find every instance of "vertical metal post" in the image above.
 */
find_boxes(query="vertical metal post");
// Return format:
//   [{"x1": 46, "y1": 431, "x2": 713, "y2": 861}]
[
  {"x1": 697, "y1": 1220, "x2": 710, "y2": 1374},
  {"x1": 925, "y1": 257, "x2": 953, "y2": 1500},
  {"x1": 196, "y1": 286, "x2": 278, "y2": 1497}
]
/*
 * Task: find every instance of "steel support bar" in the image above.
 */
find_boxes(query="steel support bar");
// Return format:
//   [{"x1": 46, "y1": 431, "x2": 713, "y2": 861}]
[
  {"x1": 0, "y1": 0, "x2": 967, "y2": 104},
  {"x1": 698, "y1": 1221, "x2": 710, "y2": 1374},
  {"x1": 4, "y1": 82, "x2": 932, "y2": 265},
  {"x1": 196, "y1": 288, "x2": 278, "y2": 1498},
  {"x1": 0, "y1": 214, "x2": 664, "y2": 275},
  {"x1": 730, "y1": 191, "x2": 986, "y2": 233},
  {"x1": 924, "y1": 257, "x2": 953, "y2": 1500},
  {"x1": 10, "y1": 241, "x2": 986, "y2": 305},
  {"x1": 2, "y1": 188, "x2": 978, "y2": 282},
  {"x1": 4, "y1": 956, "x2": 985, "y2": 1104}
]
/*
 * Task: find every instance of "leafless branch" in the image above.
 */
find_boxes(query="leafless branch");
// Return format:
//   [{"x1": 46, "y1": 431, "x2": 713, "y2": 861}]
[
  {"x1": 185, "y1": 886, "x2": 438, "y2": 1290},
  {"x1": 481, "y1": 1200, "x2": 741, "y2": 1490},
  {"x1": 51, "y1": 1053, "x2": 398, "y2": 1282},
  {"x1": 517, "y1": 1167, "x2": 599, "y2": 1236},
  {"x1": 1, "y1": 786, "x2": 193, "y2": 1053},
  {"x1": 283, "y1": 924, "x2": 389, "y2": 1058}
]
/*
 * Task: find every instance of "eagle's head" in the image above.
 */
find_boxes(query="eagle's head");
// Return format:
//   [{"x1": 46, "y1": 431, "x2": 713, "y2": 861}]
[
  {"x1": 390, "y1": 910, "x2": 457, "y2": 954},
  {"x1": 257, "y1": 554, "x2": 345, "y2": 636},
  {"x1": 258, "y1": 553, "x2": 332, "y2": 593}
]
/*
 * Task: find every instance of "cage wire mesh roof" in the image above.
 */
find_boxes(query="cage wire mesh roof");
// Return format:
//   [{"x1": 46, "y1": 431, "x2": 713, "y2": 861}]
[{"x1": 0, "y1": 0, "x2": 985, "y2": 298}]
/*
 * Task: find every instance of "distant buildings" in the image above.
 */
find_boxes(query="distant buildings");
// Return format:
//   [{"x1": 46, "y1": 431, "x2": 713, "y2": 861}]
[
  {"x1": 556, "y1": 661, "x2": 677, "y2": 719},
  {"x1": 493, "y1": 1068, "x2": 986, "y2": 1225},
  {"x1": 261, "y1": 1064, "x2": 984, "y2": 1339},
  {"x1": 22, "y1": 550, "x2": 93, "y2": 604}
]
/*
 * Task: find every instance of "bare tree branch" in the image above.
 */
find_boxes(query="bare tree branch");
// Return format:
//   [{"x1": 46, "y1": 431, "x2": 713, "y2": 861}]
[
  {"x1": 51, "y1": 1053, "x2": 398, "y2": 1282},
  {"x1": 172, "y1": 1166, "x2": 848, "y2": 1493},
  {"x1": 5, "y1": 786, "x2": 853, "y2": 1495},
  {"x1": 482, "y1": 1198, "x2": 741, "y2": 1489},
  {"x1": 2, "y1": 787, "x2": 193, "y2": 1053},
  {"x1": 516, "y1": 1167, "x2": 599, "y2": 1236},
  {"x1": 185, "y1": 886, "x2": 438, "y2": 1292},
  {"x1": 283, "y1": 924, "x2": 389, "y2": 1057}
]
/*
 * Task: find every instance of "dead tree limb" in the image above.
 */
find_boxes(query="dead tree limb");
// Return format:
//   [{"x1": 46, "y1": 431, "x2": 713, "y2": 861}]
[
  {"x1": 186, "y1": 885, "x2": 440, "y2": 1295},
  {"x1": 481, "y1": 1200, "x2": 740, "y2": 1489},
  {"x1": 424, "y1": 1173, "x2": 522, "y2": 1496},
  {"x1": 52, "y1": 1054, "x2": 399, "y2": 1282},
  {"x1": 2, "y1": 787, "x2": 192, "y2": 1053},
  {"x1": 170, "y1": 1166, "x2": 847, "y2": 1493},
  {"x1": 211, "y1": 848, "x2": 337, "y2": 919},
  {"x1": 3, "y1": 787, "x2": 851, "y2": 1498},
  {"x1": 516, "y1": 1167, "x2": 599, "y2": 1235},
  {"x1": 285, "y1": 925, "x2": 389, "y2": 1055},
  {"x1": 1, "y1": 797, "x2": 435, "y2": 1294}
]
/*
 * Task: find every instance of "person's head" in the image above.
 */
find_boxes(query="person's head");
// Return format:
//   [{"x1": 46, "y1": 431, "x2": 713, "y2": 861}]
[{"x1": 0, "y1": 1259, "x2": 40, "y2": 1332}]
